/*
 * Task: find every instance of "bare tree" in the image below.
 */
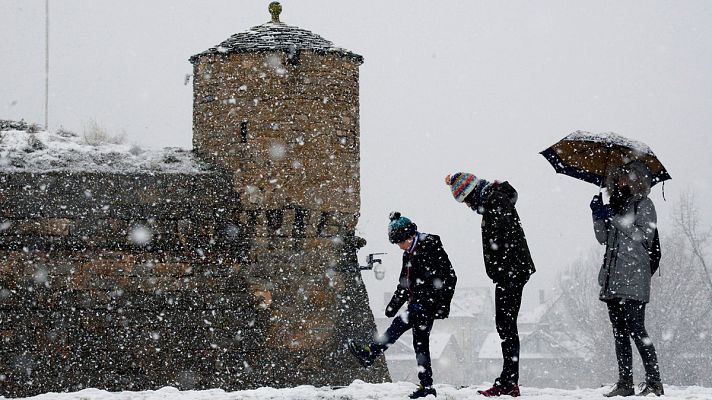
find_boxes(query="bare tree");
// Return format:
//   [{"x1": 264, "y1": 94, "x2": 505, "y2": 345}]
[
  {"x1": 548, "y1": 251, "x2": 617, "y2": 386},
  {"x1": 671, "y1": 192, "x2": 712, "y2": 292},
  {"x1": 647, "y1": 193, "x2": 712, "y2": 385}
]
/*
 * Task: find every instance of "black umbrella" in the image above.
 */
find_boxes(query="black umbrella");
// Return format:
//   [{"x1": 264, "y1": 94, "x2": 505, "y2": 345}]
[{"x1": 540, "y1": 130, "x2": 671, "y2": 189}]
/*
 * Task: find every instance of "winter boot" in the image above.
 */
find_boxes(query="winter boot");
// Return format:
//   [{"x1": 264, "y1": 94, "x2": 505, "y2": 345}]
[
  {"x1": 347, "y1": 340, "x2": 374, "y2": 368},
  {"x1": 477, "y1": 385, "x2": 503, "y2": 397},
  {"x1": 637, "y1": 382, "x2": 664, "y2": 396},
  {"x1": 603, "y1": 381, "x2": 635, "y2": 397},
  {"x1": 478, "y1": 379, "x2": 520, "y2": 397},
  {"x1": 478, "y1": 385, "x2": 520, "y2": 397},
  {"x1": 409, "y1": 384, "x2": 437, "y2": 399},
  {"x1": 499, "y1": 384, "x2": 520, "y2": 397}
]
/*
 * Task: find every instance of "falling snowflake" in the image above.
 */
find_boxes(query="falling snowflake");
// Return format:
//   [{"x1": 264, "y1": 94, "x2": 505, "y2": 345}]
[
  {"x1": 129, "y1": 225, "x2": 152, "y2": 245},
  {"x1": 269, "y1": 142, "x2": 286, "y2": 160}
]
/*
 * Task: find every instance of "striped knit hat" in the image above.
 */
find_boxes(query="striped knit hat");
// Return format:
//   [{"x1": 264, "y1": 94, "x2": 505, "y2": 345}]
[{"x1": 445, "y1": 172, "x2": 481, "y2": 203}]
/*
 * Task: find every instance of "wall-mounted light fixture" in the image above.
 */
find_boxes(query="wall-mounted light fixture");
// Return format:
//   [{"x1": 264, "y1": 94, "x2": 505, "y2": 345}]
[{"x1": 361, "y1": 253, "x2": 386, "y2": 280}]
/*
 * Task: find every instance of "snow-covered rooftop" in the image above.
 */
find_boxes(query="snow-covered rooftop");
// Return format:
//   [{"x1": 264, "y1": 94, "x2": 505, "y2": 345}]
[
  {"x1": 384, "y1": 332, "x2": 458, "y2": 361},
  {"x1": 478, "y1": 330, "x2": 590, "y2": 360},
  {"x1": 190, "y1": 20, "x2": 363, "y2": 64},
  {"x1": 0, "y1": 127, "x2": 209, "y2": 174},
  {"x1": 519, "y1": 294, "x2": 560, "y2": 325},
  {"x1": 448, "y1": 286, "x2": 490, "y2": 318}
]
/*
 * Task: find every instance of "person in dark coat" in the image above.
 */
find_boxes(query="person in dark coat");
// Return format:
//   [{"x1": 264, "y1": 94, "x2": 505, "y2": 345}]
[
  {"x1": 348, "y1": 212, "x2": 457, "y2": 399},
  {"x1": 445, "y1": 172, "x2": 535, "y2": 398},
  {"x1": 590, "y1": 161, "x2": 664, "y2": 397}
]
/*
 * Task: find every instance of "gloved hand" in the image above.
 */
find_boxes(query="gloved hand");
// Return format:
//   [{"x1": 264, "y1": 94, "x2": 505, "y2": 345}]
[
  {"x1": 594, "y1": 205, "x2": 614, "y2": 220},
  {"x1": 433, "y1": 304, "x2": 449, "y2": 319},
  {"x1": 590, "y1": 194, "x2": 614, "y2": 220},
  {"x1": 409, "y1": 303, "x2": 426, "y2": 313},
  {"x1": 385, "y1": 305, "x2": 398, "y2": 318},
  {"x1": 407, "y1": 303, "x2": 435, "y2": 320},
  {"x1": 590, "y1": 193, "x2": 603, "y2": 211}
]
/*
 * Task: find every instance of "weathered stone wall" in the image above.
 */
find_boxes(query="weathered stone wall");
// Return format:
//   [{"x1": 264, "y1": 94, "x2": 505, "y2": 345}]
[
  {"x1": 188, "y1": 49, "x2": 386, "y2": 389},
  {"x1": 192, "y1": 51, "x2": 360, "y2": 213},
  {"x1": 0, "y1": 170, "x2": 386, "y2": 397}
]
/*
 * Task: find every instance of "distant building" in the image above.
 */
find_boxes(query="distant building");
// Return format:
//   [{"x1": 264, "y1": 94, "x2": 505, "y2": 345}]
[
  {"x1": 477, "y1": 329, "x2": 591, "y2": 388},
  {"x1": 377, "y1": 287, "x2": 601, "y2": 388},
  {"x1": 377, "y1": 286, "x2": 494, "y2": 386},
  {"x1": 384, "y1": 332, "x2": 465, "y2": 385},
  {"x1": 476, "y1": 294, "x2": 594, "y2": 389}
]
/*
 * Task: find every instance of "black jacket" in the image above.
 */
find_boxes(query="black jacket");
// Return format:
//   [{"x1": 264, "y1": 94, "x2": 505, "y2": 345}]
[
  {"x1": 480, "y1": 182, "x2": 535, "y2": 285},
  {"x1": 386, "y1": 233, "x2": 457, "y2": 319}
]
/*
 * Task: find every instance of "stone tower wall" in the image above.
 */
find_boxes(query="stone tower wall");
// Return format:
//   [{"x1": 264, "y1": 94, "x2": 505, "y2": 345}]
[
  {"x1": 192, "y1": 51, "x2": 360, "y2": 214},
  {"x1": 0, "y1": 170, "x2": 386, "y2": 398},
  {"x1": 189, "y1": 49, "x2": 386, "y2": 390}
]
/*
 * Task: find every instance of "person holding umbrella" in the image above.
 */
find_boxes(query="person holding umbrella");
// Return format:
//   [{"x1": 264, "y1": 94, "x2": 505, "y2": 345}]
[
  {"x1": 541, "y1": 131, "x2": 670, "y2": 397},
  {"x1": 444, "y1": 173, "x2": 535, "y2": 397},
  {"x1": 348, "y1": 212, "x2": 457, "y2": 399},
  {"x1": 590, "y1": 161, "x2": 664, "y2": 397}
]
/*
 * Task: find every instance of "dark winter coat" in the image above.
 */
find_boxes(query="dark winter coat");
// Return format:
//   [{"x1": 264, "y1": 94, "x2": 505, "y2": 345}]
[
  {"x1": 385, "y1": 233, "x2": 457, "y2": 320},
  {"x1": 595, "y1": 162, "x2": 657, "y2": 303},
  {"x1": 480, "y1": 182, "x2": 536, "y2": 285}
]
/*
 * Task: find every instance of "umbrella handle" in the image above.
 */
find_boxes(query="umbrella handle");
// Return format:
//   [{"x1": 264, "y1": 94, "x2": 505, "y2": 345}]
[{"x1": 600, "y1": 146, "x2": 612, "y2": 194}]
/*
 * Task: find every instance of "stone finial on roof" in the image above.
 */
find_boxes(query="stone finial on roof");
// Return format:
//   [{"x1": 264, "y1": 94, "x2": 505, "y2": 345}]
[
  {"x1": 189, "y1": 1, "x2": 363, "y2": 64},
  {"x1": 269, "y1": 2, "x2": 282, "y2": 23}
]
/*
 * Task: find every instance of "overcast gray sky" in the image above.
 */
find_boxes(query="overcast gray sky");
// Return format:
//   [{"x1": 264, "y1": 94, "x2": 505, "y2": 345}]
[{"x1": 2, "y1": 0, "x2": 712, "y2": 314}]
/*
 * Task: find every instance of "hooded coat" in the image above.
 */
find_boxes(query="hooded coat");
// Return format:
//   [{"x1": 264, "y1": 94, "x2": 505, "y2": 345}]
[
  {"x1": 385, "y1": 233, "x2": 457, "y2": 319},
  {"x1": 479, "y1": 182, "x2": 536, "y2": 285},
  {"x1": 594, "y1": 161, "x2": 657, "y2": 303}
]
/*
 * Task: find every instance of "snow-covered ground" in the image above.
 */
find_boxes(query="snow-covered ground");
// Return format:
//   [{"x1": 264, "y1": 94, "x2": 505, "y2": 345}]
[{"x1": 8, "y1": 381, "x2": 712, "y2": 400}]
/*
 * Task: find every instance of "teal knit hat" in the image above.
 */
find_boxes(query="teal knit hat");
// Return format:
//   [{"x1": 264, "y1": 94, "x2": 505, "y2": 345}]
[{"x1": 388, "y1": 211, "x2": 417, "y2": 244}]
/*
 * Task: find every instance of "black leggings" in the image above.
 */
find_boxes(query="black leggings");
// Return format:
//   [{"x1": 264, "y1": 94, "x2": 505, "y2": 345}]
[
  {"x1": 495, "y1": 281, "x2": 525, "y2": 386},
  {"x1": 607, "y1": 298, "x2": 661, "y2": 384},
  {"x1": 370, "y1": 303, "x2": 435, "y2": 387}
]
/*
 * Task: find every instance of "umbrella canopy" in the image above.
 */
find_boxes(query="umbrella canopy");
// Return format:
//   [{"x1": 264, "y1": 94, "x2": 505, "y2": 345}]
[{"x1": 540, "y1": 131, "x2": 671, "y2": 188}]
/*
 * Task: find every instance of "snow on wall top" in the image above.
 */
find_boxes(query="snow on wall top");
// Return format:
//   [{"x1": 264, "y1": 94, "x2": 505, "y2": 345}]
[
  {"x1": 0, "y1": 127, "x2": 209, "y2": 174},
  {"x1": 189, "y1": 21, "x2": 363, "y2": 64}
]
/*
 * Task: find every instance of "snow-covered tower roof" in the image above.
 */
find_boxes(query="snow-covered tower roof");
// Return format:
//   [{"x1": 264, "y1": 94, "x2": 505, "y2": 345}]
[{"x1": 189, "y1": 2, "x2": 363, "y2": 65}]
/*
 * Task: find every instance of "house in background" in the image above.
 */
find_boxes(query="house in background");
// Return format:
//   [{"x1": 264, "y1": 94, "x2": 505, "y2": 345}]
[
  {"x1": 383, "y1": 332, "x2": 465, "y2": 386},
  {"x1": 477, "y1": 293, "x2": 594, "y2": 389},
  {"x1": 376, "y1": 286, "x2": 494, "y2": 386},
  {"x1": 477, "y1": 328, "x2": 592, "y2": 389},
  {"x1": 376, "y1": 286, "x2": 597, "y2": 388}
]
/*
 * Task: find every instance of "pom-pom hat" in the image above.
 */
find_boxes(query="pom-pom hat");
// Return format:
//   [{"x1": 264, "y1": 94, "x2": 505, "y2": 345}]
[
  {"x1": 445, "y1": 172, "x2": 480, "y2": 203},
  {"x1": 388, "y1": 211, "x2": 417, "y2": 244}
]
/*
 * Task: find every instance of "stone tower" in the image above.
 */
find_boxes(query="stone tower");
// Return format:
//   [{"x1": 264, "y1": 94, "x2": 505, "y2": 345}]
[
  {"x1": 188, "y1": 1, "x2": 387, "y2": 388},
  {"x1": 190, "y1": 2, "x2": 362, "y2": 215}
]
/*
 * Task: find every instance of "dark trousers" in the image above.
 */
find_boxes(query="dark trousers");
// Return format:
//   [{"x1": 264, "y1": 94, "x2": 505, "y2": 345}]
[
  {"x1": 495, "y1": 281, "x2": 525, "y2": 386},
  {"x1": 370, "y1": 303, "x2": 435, "y2": 387},
  {"x1": 607, "y1": 298, "x2": 661, "y2": 384}
]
